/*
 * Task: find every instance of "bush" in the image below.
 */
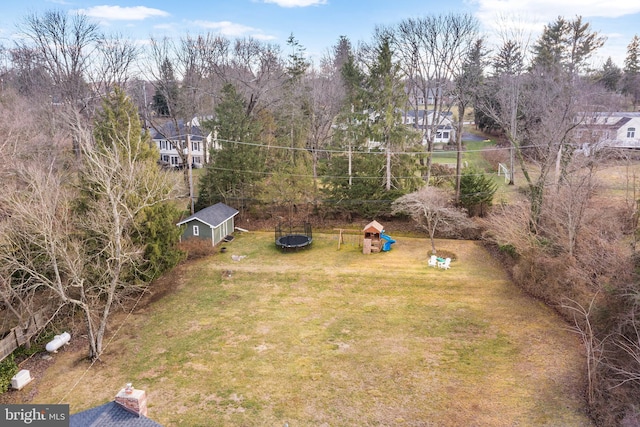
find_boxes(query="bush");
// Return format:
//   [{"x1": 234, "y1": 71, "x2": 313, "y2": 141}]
[
  {"x1": 0, "y1": 354, "x2": 18, "y2": 393},
  {"x1": 459, "y1": 167, "x2": 498, "y2": 217},
  {"x1": 498, "y1": 243, "x2": 518, "y2": 259},
  {"x1": 178, "y1": 238, "x2": 217, "y2": 260},
  {"x1": 429, "y1": 163, "x2": 455, "y2": 187}
]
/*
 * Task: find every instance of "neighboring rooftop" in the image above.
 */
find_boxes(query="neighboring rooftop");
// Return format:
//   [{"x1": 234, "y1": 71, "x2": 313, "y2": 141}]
[{"x1": 69, "y1": 401, "x2": 163, "y2": 427}]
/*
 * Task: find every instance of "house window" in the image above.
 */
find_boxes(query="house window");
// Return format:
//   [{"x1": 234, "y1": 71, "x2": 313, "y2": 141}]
[
  {"x1": 162, "y1": 155, "x2": 169, "y2": 162},
  {"x1": 159, "y1": 140, "x2": 168, "y2": 150},
  {"x1": 192, "y1": 141, "x2": 200, "y2": 152},
  {"x1": 193, "y1": 225, "x2": 199, "y2": 236},
  {"x1": 628, "y1": 127, "x2": 636, "y2": 138},
  {"x1": 192, "y1": 156, "x2": 202, "y2": 164},
  {"x1": 417, "y1": 97, "x2": 424, "y2": 105},
  {"x1": 170, "y1": 156, "x2": 179, "y2": 165}
]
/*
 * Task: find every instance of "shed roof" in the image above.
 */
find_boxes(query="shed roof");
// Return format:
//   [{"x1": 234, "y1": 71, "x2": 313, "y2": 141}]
[
  {"x1": 176, "y1": 202, "x2": 239, "y2": 229},
  {"x1": 363, "y1": 220, "x2": 384, "y2": 233},
  {"x1": 70, "y1": 401, "x2": 163, "y2": 427}
]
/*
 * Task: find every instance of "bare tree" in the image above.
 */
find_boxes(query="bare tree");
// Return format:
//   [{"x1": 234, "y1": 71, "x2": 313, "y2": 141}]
[
  {"x1": 16, "y1": 10, "x2": 101, "y2": 158},
  {"x1": 306, "y1": 64, "x2": 343, "y2": 182},
  {"x1": 90, "y1": 33, "x2": 140, "y2": 97},
  {"x1": 17, "y1": 10, "x2": 99, "y2": 106},
  {"x1": 393, "y1": 13, "x2": 479, "y2": 184},
  {"x1": 562, "y1": 294, "x2": 607, "y2": 408},
  {"x1": 0, "y1": 94, "x2": 181, "y2": 360},
  {"x1": 543, "y1": 153, "x2": 602, "y2": 256},
  {"x1": 392, "y1": 186, "x2": 470, "y2": 254}
]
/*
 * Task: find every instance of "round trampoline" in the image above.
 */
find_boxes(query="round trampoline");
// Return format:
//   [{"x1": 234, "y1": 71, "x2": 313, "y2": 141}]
[
  {"x1": 275, "y1": 222, "x2": 313, "y2": 252},
  {"x1": 276, "y1": 234, "x2": 313, "y2": 250}
]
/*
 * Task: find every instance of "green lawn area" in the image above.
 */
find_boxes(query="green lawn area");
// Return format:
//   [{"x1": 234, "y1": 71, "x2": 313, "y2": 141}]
[{"x1": 32, "y1": 232, "x2": 591, "y2": 426}]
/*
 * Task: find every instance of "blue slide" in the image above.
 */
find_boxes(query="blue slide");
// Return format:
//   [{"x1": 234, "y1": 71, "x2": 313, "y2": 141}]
[{"x1": 380, "y1": 232, "x2": 396, "y2": 252}]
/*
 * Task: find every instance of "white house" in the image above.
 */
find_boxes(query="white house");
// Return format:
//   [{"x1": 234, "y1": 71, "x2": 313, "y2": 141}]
[
  {"x1": 402, "y1": 110, "x2": 455, "y2": 144},
  {"x1": 575, "y1": 112, "x2": 640, "y2": 151},
  {"x1": 149, "y1": 118, "x2": 215, "y2": 168}
]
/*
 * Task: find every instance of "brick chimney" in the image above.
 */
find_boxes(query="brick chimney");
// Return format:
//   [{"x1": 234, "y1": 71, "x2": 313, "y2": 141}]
[{"x1": 114, "y1": 383, "x2": 148, "y2": 417}]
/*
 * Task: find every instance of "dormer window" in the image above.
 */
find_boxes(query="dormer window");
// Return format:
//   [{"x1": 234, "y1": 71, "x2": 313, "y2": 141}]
[{"x1": 628, "y1": 127, "x2": 636, "y2": 138}]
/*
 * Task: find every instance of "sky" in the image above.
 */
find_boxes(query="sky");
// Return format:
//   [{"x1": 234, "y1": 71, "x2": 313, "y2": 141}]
[{"x1": 1, "y1": 0, "x2": 639, "y2": 69}]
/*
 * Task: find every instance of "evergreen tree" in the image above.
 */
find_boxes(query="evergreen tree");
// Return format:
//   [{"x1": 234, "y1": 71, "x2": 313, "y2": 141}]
[
  {"x1": 531, "y1": 16, "x2": 605, "y2": 75},
  {"x1": 320, "y1": 150, "x2": 403, "y2": 218},
  {"x1": 332, "y1": 35, "x2": 352, "y2": 72},
  {"x1": 493, "y1": 40, "x2": 524, "y2": 76},
  {"x1": 595, "y1": 57, "x2": 622, "y2": 92},
  {"x1": 335, "y1": 41, "x2": 369, "y2": 147},
  {"x1": 286, "y1": 33, "x2": 309, "y2": 80},
  {"x1": 366, "y1": 33, "x2": 406, "y2": 149},
  {"x1": 152, "y1": 58, "x2": 179, "y2": 117},
  {"x1": 459, "y1": 167, "x2": 498, "y2": 217},
  {"x1": 94, "y1": 86, "x2": 156, "y2": 161},
  {"x1": 92, "y1": 87, "x2": 183, "y2": 282},
  {"x1": 366, "y1": 32, "x2": 418, "y2": 191},
  {"x1": 623, "y1": 35, "x2": 640, "y2": 107},
  {"x1": 197, "y1": 83, "x2": 264, "y2": 210},
  {"x1": 624, "y1": 35, "x2": 640, "y2": 74},
  {"x1": 531, "y1": 16, "x2": 567, "y2": 71}
]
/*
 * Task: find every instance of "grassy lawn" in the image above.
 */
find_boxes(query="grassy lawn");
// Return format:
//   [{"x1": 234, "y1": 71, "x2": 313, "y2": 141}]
[{"x1": 30, "y1": 232, "x2": 590, "y2": 426}]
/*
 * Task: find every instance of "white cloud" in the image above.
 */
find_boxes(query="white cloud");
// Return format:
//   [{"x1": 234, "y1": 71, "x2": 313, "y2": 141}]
[
  {"x1": 192, "y1": 20, "x2": 276, "y2": 40},
  {"x1": 472, "y1": 0, "x2": 640, "y2": 26},
  {"x1": 261, "y1": 0, "x2": 327, "y2": 7},
  {"x1": 468, "y1": 0, "x2": 639, "y2": 67},
  {"x1": 74, "y1": 5, "x2": 170, "y2": 21}
]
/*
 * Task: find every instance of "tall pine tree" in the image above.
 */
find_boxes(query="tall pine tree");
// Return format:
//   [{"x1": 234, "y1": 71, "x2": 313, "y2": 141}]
[
  {"x1": 623, "y1": 35, "x2": 640, "y2": 107},
  {"x1": 197, "y1": 83, "x2": 264, "y2": 210}
]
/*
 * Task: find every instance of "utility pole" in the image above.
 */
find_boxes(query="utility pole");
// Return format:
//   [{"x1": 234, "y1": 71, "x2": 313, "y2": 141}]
[
  {"x1": 348, "y1": 142, "x2": 352, "y2": 186},
  {"x1": 386, "y1": 144, "x2": 391, "y2": 191},
  {"x1": 186, "y1": 131, "x2": 195, "y2": 214}
]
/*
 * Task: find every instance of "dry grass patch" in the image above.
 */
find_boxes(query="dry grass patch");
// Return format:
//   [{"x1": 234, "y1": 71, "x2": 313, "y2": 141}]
[{"x1": 26, "y1": 232, "x2": 591, "y2": 426}]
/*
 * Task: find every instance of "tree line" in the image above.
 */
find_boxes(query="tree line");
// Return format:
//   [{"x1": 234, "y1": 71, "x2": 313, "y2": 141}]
[{"x1": 1, "y1": 9, "x2": 640, "y2": 425}]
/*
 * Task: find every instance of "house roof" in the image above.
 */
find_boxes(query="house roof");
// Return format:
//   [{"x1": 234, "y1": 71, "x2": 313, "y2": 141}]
[
  {"x1": 70, "y1": 401, "x2": 163, "y2": 427},
  {"x1": 579, "y1": 116, "x2": 633, "y2": 131},
  {"x1": 176, "y1": 202, "x2": 239, "y2": 229},
  {"x1": 149, "y1": 119, "x2": 208, "y2": 142}
]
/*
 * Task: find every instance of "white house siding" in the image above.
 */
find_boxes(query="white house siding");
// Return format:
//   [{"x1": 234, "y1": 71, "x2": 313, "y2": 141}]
[
  {"x1": 612, "y1": 117, "x2": 640, "y2": 148},
  {"x1": 578, "y1": 113, "x2": 640, "y2": 149},
  {"x1": 150, "y1": 120, "x2": 212, "y2": 168}
]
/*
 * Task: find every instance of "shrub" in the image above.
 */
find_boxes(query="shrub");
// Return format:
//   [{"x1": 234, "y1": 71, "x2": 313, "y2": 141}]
[
  {"x1": 429, "y1": 163, "x2": 455, "y2": 187},
  {"x1": 498, "y1": 243, "x2": 518, "y2": 258},
  {"x1": 0, "y1": 354, "x2": 18, "y2": 393},
  {"x1": 459, "y1": 167, "x2": 498, "y2": 217},
  {"x1": 179, "y1": 238, "x2": 217, "y2": 260}
]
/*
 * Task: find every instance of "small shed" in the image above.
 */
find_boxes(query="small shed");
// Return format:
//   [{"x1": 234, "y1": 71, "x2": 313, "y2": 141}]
[
  {"x1": 177, "y1": 202, "x2": 239, "y2": 246},
  {"x1": 363, "y1": 220, "x2": 384, "y2": 254}
]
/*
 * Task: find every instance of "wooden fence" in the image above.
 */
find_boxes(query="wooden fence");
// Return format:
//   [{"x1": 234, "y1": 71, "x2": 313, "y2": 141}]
[{"x1": 0, "y1": 311, "x2": 46, "y2": 363}]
